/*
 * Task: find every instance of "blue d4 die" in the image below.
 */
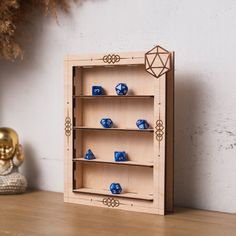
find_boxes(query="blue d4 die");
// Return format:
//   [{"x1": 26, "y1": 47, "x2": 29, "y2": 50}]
[
  {"x1": 110, "y1": 183, "x2": 122, "y2": 194},
  {"x1": 84, "y1": 149, "x2": 96, "y2": 160},
  {"x1": 115, "y1": 83, "x2": 128, "y2": 95},
  {"x1": 92, "y1": 86, "x2": 103, "y2": 96},
  {"x1": 136, "y1": 119, "x2": 149, "y2": 129},
  {"x1": 100, "y1": 118, "x2": 113, "y2": 128},
  {"x1": 114, "y1": 151, "x2": 127, "y2": 162}
]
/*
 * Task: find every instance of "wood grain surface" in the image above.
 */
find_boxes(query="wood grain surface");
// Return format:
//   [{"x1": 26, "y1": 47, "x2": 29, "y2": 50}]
[{"x1": 0, "y1": 191, "x2": 235, "y2": 236}]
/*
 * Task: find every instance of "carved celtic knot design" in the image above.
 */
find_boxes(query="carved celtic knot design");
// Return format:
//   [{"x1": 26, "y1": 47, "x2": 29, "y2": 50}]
[
  {"x1": 102, "y1": 197, "x2": 120, "y2": 208},
  {"x1": 155, "y1": 119, "x2": 164, "y2": 141},
  {"x1": 65, "y1": 117, "x2": 72, "y2": 137},
  {"x1": 103, "y1": 54, "x2": 120, "y2": 64}
]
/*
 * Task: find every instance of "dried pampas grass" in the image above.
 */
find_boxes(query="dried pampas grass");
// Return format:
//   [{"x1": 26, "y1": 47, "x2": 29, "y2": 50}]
[{"x1": 0, "y1": 0, "x2": 73, "y2": 61}]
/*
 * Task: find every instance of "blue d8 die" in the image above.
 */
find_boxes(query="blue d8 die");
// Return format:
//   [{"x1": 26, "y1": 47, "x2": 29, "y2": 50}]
[
  {"x1": 115, "y1": 83, "x2": 128, "y2": 95},
  {"x1": 114, "y1": 151, "x2": 127, "y2": 162},
  {"x1": 92, "y1": 86, "x2": 103, "y2": 96},
  {"x1": 136, "y1": 119, "x2": 149, "y2": 129},
  {"x1": 110, "y1": 183, "x2": 122, "y2": 194},
  {"x1": 84, "y1": 149, "x2": 96, "y2": 160},
  {"x1": 100, "y1": 118, "x2": 113, "y2": 128}
]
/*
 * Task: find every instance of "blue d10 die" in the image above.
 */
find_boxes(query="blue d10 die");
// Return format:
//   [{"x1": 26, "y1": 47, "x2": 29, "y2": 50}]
[
  {"x1": 115, "y1": 83, "x2": 128, "y2": 95},
  {"x1": 84, "y1": 149, "x2": 96, "y2": 160},
  {"x1": 100, "y1": 118, "x2": 113, "y2": 128},
  {"x1": 92, "y1": 86, "x2": 103, "y2": 96},
  {"x1": 110, "y1": 183, "x2": 122, "y2": 194},
  {"x1": 136, "y1": 119, "x2": 149, "y2": 129},
  {"x1": 114, "y1": 151, "x2": 127, "y2": 162}
]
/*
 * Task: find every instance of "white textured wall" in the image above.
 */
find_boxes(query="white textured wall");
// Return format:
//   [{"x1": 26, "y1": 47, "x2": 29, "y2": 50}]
[{"x1": 0, "y1": 0, "x2": 236, "y2": 213}]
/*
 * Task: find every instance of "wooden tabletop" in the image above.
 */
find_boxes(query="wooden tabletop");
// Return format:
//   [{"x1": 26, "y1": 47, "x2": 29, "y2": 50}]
[{"x1": 0, "y1": 191, "x2": 235, "y2": 236}]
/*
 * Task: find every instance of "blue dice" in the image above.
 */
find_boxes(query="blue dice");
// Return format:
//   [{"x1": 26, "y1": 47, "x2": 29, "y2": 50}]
[
  {"x1": 136, "y1": 119, "x2": 149, "y2": 129},
  {"x1": 115, "y1": 83, "x2": 128, "y2": 95},
  {"x1": 114, "y1": 151, "x2": 127, "y2": 162},
  {"x1": 84, "y1": 149, "x2": 96, "y2": 160},
  {"x1": 92, "y1": 86, "x2": 103, "y2": 96},
  {"x1": 100, "y1": 118, "x2": 113, "y2": 128},
  {"x1": 110, "y1": 183, "x2": 122, "y2": 194}
]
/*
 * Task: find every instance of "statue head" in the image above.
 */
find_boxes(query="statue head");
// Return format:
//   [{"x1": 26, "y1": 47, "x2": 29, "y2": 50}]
[{"x1": 0, "y1": 128, "x2": 19, "y2": 160}]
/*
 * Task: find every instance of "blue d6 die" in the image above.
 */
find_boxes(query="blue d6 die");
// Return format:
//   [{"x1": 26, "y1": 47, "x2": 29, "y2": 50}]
[
  {"x1": 115, "y1": 83, "x2": 128, "y2": 95},
  {"x1": 84, "y1": 149, "x2": 96, "y2": 160},
  {"x1": 110, "y1": 183, "x2": 122, "y2": 194},
  {"x1": 136, "y1": 119, "x2": 149, "y2": 129},
  {"x1": 92, "y1": 86, "x2": 103, "y2": 96},
  {"x1": 114, "y1": 151, "x2": 127, "y2": 162},
  {"x1": 100, "y1": 118, "x2": 113, "y2": 128}
]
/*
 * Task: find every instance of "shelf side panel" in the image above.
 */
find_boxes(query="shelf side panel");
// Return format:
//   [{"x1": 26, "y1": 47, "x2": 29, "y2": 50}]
[
  {"x1": 64, "y1": 60, "x2": 74, "y2": 200},
  {"x1": 165, "y1": 52, "x2": 175, "y2": 213},
  {"x1": 153, "y1": 74, "x2": 166, "y2": 215}
]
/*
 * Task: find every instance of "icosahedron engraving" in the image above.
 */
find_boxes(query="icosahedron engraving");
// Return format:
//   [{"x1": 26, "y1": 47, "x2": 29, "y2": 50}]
[{"x1": 145, "y1": 45, "x2": 171, "y2": 78}]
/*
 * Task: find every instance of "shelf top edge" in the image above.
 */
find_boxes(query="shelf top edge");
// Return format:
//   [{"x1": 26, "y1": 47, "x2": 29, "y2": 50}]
[
  {"x1": 73, "y1": 127, "x2": 154, "y2": 132},
  {"x1": 73, "y1": 188, "x2": 154, "y2": 201},
  {"x1": 64, "y1": 51, "x2": 145, "y2": 61},
  {"x1": 73, "y1": 158, "x2": 154, "y2": 167},
  {"x1": 73, "y1": 95, "x2": 154, "y2": 98},
  {"x1": 64, "y1": 49, "x2": 174, "y2": 61}
]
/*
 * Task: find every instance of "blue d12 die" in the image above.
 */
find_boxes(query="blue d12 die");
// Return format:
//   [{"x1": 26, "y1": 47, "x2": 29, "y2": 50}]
[
  {"x1": 115, "y1": 83, "x2": 128, "y2": 95},
  {"x1": 136, "y1": 119, "x2": 149, "y2": 129},
  {"x1": 100, "y1": 118, "x2": 113, "y2": 128},
  {"x1": 114, "y1": 151, "x2": 127, "y2": 162},
  {"x1": 110, "y1": 183, "x2": 122, "y2": 194},
  {"x1": 92, "y1": 86, "x2": 103, "y2": 96},
  {"x1": 84, "y1": 149, "x2": 96, "y2": 160}
]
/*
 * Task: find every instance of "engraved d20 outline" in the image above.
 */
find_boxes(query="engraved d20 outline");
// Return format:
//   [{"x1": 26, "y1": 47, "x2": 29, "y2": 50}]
[{"x1": 145, "y1": 45, "x2": 171, "y2": 79}]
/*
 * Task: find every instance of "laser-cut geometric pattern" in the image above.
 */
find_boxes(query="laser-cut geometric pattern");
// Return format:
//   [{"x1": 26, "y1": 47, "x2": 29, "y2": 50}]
[
  {"x1": 145, "y1": 45, "x2": 171, "y2": 79},
  {"x1": 102, "y1": 197, "x2": 120, "y2": 208},
  {"x1": 103, "y1": 54, "x2": 120, "y2": 64},
  {"x1": 65, "y1": 116, "x2": 72, "y2": 137},
  {"x1": 155, "y1": 119, "x2": 164, "y2": 142}
]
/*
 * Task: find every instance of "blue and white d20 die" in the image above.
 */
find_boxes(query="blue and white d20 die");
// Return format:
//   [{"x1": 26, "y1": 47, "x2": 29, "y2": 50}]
[
  {"x1": 136, "y1": 119, "x2": 149, "y2": 129},
  {"x1": 110, "y1": 183, "x2": 122, "y2": 194},
  {"x1": 115, "y1": 83, "x2": 128, "y2": 95},
  {"x1": 84, "y1": 149, "x2": 96, "y2": 160},
  {"x1": 92, "y1": 86, "x2": 103, "y2": 96},
  {"x1": 100, "y1": 118, "x2": 113, "y2": 128},
  {"x1": 114, "y1": 151, "x2": 127, "y2": 162}
]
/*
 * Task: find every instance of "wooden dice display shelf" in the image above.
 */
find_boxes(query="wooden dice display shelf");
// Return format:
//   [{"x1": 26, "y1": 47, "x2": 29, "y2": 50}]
[{"x1": 64, "y1": 45, "x2": 174, "y2": 215}]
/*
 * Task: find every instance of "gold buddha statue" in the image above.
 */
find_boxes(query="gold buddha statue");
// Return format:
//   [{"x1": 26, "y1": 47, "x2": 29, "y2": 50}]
[{"x1": 0, "y1": 127, "x2": 27, "y2": 194}]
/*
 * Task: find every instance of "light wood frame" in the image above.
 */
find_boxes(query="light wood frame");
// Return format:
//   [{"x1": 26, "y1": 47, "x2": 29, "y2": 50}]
[{"x1": 64, "y1": 45, "x2": 174, "y2": 215}]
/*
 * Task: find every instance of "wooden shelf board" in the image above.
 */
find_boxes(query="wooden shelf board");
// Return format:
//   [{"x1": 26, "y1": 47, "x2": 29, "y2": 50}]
[
  {"x1": 73, "y1": 188, "x2": 154, "y2": 201},
  {"x1": 73, "y1": 158, "x2": 153, "y2": 167},
  {"x1": 73, "y1": 95, "x2": 154, "y2": 98},
  {"x1": 73, "y1": 127, "x2": 154, "y2": 132}
]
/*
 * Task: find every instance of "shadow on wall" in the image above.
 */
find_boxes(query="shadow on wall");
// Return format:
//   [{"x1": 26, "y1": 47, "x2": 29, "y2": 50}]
[
  {"x1": 174, "y1": 73, "x2": 209, "y2": 208},
  {"x1": 22, "y1": 142, "x2": 40, "y2": 189},
  {"x1": 0, "y1": 14, "x2": 45, "y2": 187},
  {"x1": 0, "y1": 13, "x2": 44, "y2": 111}
]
